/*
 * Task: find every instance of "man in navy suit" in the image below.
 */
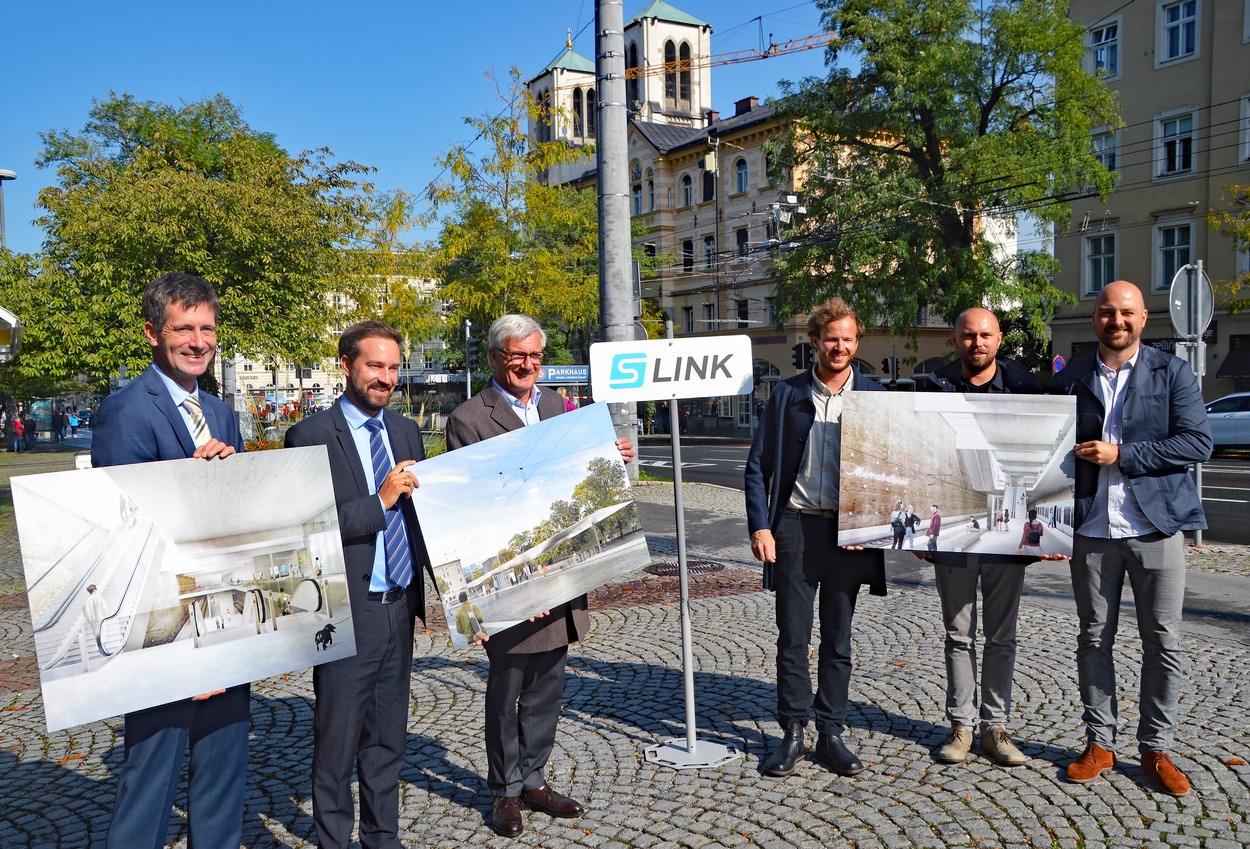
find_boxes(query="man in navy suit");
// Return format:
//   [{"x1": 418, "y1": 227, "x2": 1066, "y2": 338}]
[
  {"x1": 92, "y1": 271, "x2": 249, "y2": 849},
  {"x1": 1051, "y1": 280, "x2": 1211, "y2": 797},
  {"x1": 285, "y1": 320, "x2": 433, "y2": 849},
  {"x1": 745, "y1": 296, "x2": 887, "y2": 778}
]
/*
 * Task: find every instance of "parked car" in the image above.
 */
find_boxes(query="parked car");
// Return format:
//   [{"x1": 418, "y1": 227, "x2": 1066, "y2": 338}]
[
  {"x1": 76, "y1": 409, "x2": 92, "y2": 429},
  {"x1": 1205, "y1": 392, "x2": 1250, "y2": 455}
]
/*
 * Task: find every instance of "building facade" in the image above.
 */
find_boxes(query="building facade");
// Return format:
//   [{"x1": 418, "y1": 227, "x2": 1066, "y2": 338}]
[
  {"x1": 1053, "y1": 1, "x2": 1250, "y2": 394},
  {"x1": 527, "y1": 1, "x2": 957, "y2": 432}
]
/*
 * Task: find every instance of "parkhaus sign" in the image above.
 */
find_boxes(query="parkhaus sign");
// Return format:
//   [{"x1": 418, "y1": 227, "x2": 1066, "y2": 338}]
[{"x1": 589, "y1": 335, "x2": 753, "y2": 403}]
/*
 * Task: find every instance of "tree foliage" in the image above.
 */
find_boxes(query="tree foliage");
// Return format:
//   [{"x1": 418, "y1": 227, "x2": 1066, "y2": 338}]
[
  {"x1": 0, "y1": 93, "x2": 375, "y2": 387},
  {"x1": 423, "y1": 70, "x2": 601, "y2": 363},
  {"x1": 1207, "y1": 184, "x2": 1250, "y2": 313},
  {"x1": 773, "y1": 0, "x2": 1120, "y2": 348}
]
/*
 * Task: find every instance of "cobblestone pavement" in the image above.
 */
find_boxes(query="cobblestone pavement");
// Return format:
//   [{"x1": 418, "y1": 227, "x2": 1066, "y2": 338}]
[{"x1": 1, "y1": 481, "x2": 1247, "y2": 848}]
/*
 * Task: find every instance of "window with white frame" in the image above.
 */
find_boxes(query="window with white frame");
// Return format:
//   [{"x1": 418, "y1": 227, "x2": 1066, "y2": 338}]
[
  {"x1": 1158, "y1": 0, "x2": 1197, "y2": 64},
  {"x1": 632, "y1": 183, "x2": 642, "y2": 216},
  {"x1": 682, "y1": 239, "x2": 694, "y2": 273},
  {"x1": 735, "y1": 227, "x2": 749, "y2": 257},
  {"x1": 1093, "y1": 131, "x2": 1117, "y2": 172},
  {"x1": 702, "y1": 302, "x2": 716, "y2": 330},
  {"x1": 703, "y1": 235, "x2": 716, "y2": 269},
  {"x1": 734, "y1": 158, "x2": 748, "y2": 193},
  {"x1": 1156, "y1": 111, "x2": 1194, "y2": 176},
  {"x1": 682, "y1": 306, "x2": 694, "y2": 333},
  {"x1": 646, "y1": 168, "x2": 655, "y2": 211},
  {"x1": 1241, "y1": 95, "x2": 1250, "y2": 162},
  {"x1": 1089, "y1": 22, "x2": 1119, "y2": 78},
  {"x1": 1156, "y1": 222, "x2": 1192, "y2": 290},
  {"x1": 680, "y1": 175, "x2": 693, "y2": 207},
  {"x1": 1084, "y1": 232, "x2": 1117, "y2": 296},
  {"x1": 766, "y1": 296, "x2": 776, "y2": 325}
]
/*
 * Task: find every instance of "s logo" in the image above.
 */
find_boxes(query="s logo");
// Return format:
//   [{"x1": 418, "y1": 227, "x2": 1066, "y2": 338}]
[{"x1": 609, "y1": 353, "x2": 647, "y2": 389}]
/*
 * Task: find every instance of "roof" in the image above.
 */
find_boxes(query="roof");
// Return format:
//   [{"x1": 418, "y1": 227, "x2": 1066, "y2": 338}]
[
  {"x1": 629, "y1": 0, "x2": 710, "y2": 29},
  {"x1": 527, "y1": 46, "x2": 595, "y2": 84},
  {"x1": 631, "y1": 101, "x2": 779, "y2": 155}
]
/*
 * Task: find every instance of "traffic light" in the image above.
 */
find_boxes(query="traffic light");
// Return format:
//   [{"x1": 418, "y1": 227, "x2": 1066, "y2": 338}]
[
  {"x1": 791, "y1": 343, "x2": 813, "y2": 370},
  {"x1": 467, "y1": 337, "x2": 482, "y2": 370},
  {"x1": 881, "y1": 357, "x2": 891, "y2": 374}
]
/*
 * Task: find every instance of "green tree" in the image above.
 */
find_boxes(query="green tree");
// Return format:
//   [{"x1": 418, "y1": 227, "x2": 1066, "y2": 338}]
[
  {"x1": 1208, "y1": 184, "x2": 1250, "y2": 313},
  {"x1": 0, "y1": 92, "x2": 374, "y2": 390},
  {"x1": 773, "y1": 0, "x2": 1119, "y2": 348},
  {"x1": 424, "y1": 69, "x2": 600, "y2": 362},
  {"x1": 571, "y1": 455, "x2": 631, "y2": 515}
]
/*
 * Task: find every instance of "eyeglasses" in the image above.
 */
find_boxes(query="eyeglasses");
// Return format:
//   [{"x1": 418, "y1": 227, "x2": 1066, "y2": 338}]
[{"x1": 496, "y1": 349, "x2": 544, "y2": 364}]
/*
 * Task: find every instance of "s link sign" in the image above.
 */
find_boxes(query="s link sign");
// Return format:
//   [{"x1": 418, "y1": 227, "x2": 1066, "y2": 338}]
[{"x1": 589, "y1": 335, "x2": 754, "y2": 403}]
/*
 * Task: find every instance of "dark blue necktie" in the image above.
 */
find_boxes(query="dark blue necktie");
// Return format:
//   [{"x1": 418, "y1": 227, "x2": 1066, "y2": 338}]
[{"x1": 364, "y1": 418, "x2": 413, "y2": 588}]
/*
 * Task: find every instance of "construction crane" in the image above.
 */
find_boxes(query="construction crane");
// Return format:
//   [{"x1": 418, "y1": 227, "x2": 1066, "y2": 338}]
[{"x1": 624, "y1": 31, "x2": 837, "y2": 80}]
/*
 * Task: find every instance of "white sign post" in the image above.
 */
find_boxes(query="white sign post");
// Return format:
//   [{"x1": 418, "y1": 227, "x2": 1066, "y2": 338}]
[{"x1": 590, "y1": 330, "x2": 751, "y2": 770}]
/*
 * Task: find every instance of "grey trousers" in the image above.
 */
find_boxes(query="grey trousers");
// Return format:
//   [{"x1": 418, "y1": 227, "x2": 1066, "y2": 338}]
[
  {"x1": 934, "y1": 558, "x2": 1026, "y2": 730},
  {"x1": 1070, "y1": 532, "x2": 1186, "y2": 754},
  {"x1": 484, "y1": 644, "x2": 567, "y2": 797}
]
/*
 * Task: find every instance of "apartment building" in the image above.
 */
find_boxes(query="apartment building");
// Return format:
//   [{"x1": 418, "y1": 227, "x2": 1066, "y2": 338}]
[{"x1": 1054, "y1": 1, "x2": 1250, "y2": 394}]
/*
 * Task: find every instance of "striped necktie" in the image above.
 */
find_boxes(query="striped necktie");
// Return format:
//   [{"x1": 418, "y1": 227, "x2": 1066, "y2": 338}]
[
  {"x1": 182, "y1": 395, "x2": 211, "y2": 448},
  {"x1": 363, "y1": 417, "x2": 414, "y2": 588}
]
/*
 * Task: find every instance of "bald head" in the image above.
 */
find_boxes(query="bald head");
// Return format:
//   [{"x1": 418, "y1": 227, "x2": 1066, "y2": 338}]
[
  {"x1": 1093, "y1": 280, "x2": 1147, "y2": 362},
  {"x1": 952, "y1": 307, "x2": 1003, "y2": 382}
]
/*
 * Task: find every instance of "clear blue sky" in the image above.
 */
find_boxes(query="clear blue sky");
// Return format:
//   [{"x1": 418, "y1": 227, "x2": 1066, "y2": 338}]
[{"x1": 1, "y1": 0, "x2": 835, "y2": 258}]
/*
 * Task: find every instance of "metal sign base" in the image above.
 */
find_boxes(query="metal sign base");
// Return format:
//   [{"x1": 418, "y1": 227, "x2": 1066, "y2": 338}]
[{"x1": 644, "y1": 737, "x2": 742, "y2": 770}]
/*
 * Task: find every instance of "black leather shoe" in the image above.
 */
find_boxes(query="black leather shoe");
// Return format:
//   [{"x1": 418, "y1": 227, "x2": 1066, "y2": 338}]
[
  {"x1": 763, "y1": 723, "x2": 805, "y2": 776},
  {"x1": 491, "y1": 796, "x2": 524, "y2": 837},
  {"x1": 815, "y1": 733, "x2": 865, "y2": 776},
  {"x1": 521, "y1": 783, "x2": 584, "y2": 818}
]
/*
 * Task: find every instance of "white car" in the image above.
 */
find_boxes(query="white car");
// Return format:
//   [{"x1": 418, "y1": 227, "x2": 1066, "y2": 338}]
[{"x1": 1205, "y1": 392, "x2": 1250, "y2": 455}]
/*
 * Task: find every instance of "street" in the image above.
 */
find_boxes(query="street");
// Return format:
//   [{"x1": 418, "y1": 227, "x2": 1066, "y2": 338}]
[{"x1": 639, "y1": 439, "x2": 1250, "y2": 545}]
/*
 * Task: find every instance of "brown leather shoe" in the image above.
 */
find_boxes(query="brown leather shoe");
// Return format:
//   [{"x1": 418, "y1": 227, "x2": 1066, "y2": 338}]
[
  {"x1": 1066, "y1": 742, "x2": 1116, "y2": 784},
  {"x1": 1142, "y1": 751, "x2": 1190, "y2": 796},
  {"x1": 521, "y1": 783, "x2": 584, "y2": 818},
  {"x1": 491, "y1": 796, "x2": 524, "y2": 837}
]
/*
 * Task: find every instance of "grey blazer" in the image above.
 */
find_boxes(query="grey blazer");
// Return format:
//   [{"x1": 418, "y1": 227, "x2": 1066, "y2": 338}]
[{"x1": 445, "y1": 385, "x2": 590, "y2": 654}]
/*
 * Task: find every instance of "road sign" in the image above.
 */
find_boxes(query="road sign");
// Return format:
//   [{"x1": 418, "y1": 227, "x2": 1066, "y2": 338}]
[
  {"x1": 1052, "y1": 355, "x2": 1066, "y2": 373},
  {"x1": 589, "y1": 335, "x2": 753, "y2": 402},
  {"x1": 1169, "y1": 263, "x2": 1214, "y2": 338}
]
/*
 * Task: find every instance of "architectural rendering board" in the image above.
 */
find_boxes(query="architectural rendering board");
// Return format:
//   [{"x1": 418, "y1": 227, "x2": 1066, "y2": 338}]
[
  {"x1": 14, "y1": 446, "x2": 353, "y2": 731},
  {"x1": 413, "y1": 403, "x2": 649, "y2": 649},
  {"x1": 838, "y1": 393, "x2": 1077, "y2": 558}
]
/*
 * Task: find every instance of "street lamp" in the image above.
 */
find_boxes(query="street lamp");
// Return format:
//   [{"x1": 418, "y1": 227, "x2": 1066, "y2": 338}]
[{"x1": 0, "y1": 169, "x2": 15, "y2": 250}]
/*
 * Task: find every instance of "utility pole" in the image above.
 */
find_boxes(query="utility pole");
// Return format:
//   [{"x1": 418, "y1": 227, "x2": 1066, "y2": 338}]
[{"x1": 596, "y1": 0, "x2": 636, "y2": 456}]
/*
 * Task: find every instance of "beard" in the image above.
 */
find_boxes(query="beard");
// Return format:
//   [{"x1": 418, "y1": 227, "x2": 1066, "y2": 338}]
[{"x1": 348, "y1": 374, "x2": 395, "y2": 415}]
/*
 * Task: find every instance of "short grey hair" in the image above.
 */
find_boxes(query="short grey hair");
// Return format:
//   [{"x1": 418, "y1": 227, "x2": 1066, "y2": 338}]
[{"x1": 488, "y1": 314, "x2": 546, "y2": 351}]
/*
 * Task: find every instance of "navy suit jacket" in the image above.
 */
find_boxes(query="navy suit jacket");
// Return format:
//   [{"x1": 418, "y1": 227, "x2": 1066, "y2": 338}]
[
  {"x1": 1050, "y1": 343, "x2": 1212, "y2": 535},
  {"x1": 284, "y1": 401, "x2": 433, "y2": 624},
  {"x1": 744, "y1": 367, "x2": 887, "y2": 594},
  {"x1": 92, "y1": 364, "x2": 243, "y2": 465}
]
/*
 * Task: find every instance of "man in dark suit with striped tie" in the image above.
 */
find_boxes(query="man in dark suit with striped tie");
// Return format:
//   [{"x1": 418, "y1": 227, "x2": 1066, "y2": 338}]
[
  {"x1": 285, "y1": 320, "x2": 434, "y2": 849},
  {"x1": 92, "y1": 271, "x2": 249, "y2": 849}
]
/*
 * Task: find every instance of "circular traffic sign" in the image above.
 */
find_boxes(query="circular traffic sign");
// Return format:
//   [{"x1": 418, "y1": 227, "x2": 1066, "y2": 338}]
[
  {"x1": 1052, "y1": 355, "x2": 1066, "y2": 373},
  {"x1": 1169, "y1": 264, "x2": 1214, "y2": 338}
]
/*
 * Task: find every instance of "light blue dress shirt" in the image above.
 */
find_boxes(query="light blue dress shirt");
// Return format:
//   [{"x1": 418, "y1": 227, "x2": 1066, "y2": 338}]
[{"x1": 339, "y1": 396, "x2": 400, "y2": 591}]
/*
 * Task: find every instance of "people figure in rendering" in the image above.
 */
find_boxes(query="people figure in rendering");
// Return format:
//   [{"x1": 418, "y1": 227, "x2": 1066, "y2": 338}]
[
  {"x1": 889, "y1": 499, "x2": 907, "y2": 549},
  {"x1": 455, "y1": 590, "x2": 487, "y2": 645},
  {"x1": 745, "y1": 296, "x2": 887, "y2": 779},
  {"x1": 920, "y1": 306, "x2": 1045, "y2": 767},
  {"x1": 926, "y1": 504, "x2": 942, "y2": 552},
  {"x1": 904, "y1": 504, "x2": 919, "y2": 549},
  {"x1": 1019, "y1": 509, "x2": 1045, "y2": 557},
  {"x1": 1051, "y1": 280, "x2": 1212, "y2": 797},
  {"x1": 83, "y1": 583, "x2": 108, "y2": 654},
  {"x1": 91, "y1": 272, "x2": 249, "y2": 849}
]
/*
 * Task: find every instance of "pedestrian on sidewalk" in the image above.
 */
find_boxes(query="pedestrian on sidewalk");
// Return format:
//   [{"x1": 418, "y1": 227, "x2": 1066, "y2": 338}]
[
  {"x1": 1051, "y1": 280, "x2": 1212, "y2": 797},
  {"x1": 745, "y1": 296, "x2": 886, "y2": 779},
  {"x1": 920, "y1": 306, "x2": 1045, "y2": 767}
]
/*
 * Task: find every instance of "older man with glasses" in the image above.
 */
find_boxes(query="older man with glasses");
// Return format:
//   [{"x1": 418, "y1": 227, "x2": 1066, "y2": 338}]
[{"x1": 446, "y1": 314, "x2": 633, "y2": 838}]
